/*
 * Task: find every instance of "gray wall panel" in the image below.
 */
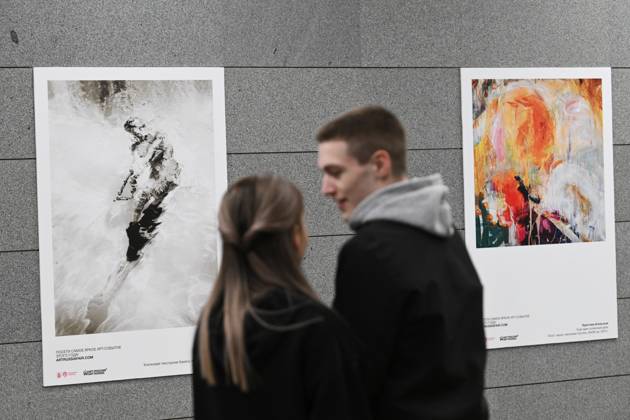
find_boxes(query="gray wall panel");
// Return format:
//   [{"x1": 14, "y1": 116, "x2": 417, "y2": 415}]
[
  {"x1": 0, "y1": 160, "x2": 38, "y2": 252},
  {"x1": 361, "y1": 1, "x2": 461, "y2": 67},
  {"x1": 0, "y1": 342, "x2": 192, "y2": 419},
  {"x1": 614, "y1": 145, "x2": 630, "y2": 221},
  {"x1": 457, "y1": 1, "x2": 611, "y2": 68},
  {"x1": 0, "y1": 251, "x2": 40, "y2": 343},
  {"x1": 362, "y1": 68, "x2": 462, "y2": 149},
  {"x1": 225, "y1": 68, "x2": 363, "y2": 153},
  {"x1": 0, "y1": 0, "x2": 223, "y2": 67},
  {"x1": 617, "y1": 222, "x2": 630, "y2": 298},
  {"x1": 612, "y1": 69, "x2": 630, "y2": 145},
  {"x1": 302, "y1": 235, "x2": 349, "y2": 305},
  {"x1": 223, "y1": 1, "x2": 361, "y2": 66},
  {"x1": 611, "y1": 1, "x2": 630, "y2": 67},
  {"x1": 0, "y1": 69, "x2": 34, "y2": 159},
  {"x1": 361, "y1": 1, "x2": 612, "y2": 67},
  {"x1": 486, "y1": 375, "x2": 630, "y2": 420},
  {"x1": 486, "y1": 300, "x2": 630, "y2": 388},
  {"x1": 225, "y1": 68, "x2": 463, "y2": 153},
  {"x1": 408, "y1": 149, "x2": 464, "y2": 227}
]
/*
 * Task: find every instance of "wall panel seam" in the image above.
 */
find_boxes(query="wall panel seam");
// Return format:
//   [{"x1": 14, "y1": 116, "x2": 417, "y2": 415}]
[
  {"x1": 0, "y1": 339, "x2": 40, "y2": 346},
  {"x1": 0, "y1": 235, "x2": 360, "y2": 254},
  {"x1": 225, "y1": 143, "x2": 630, "y2": 157},
  {"x1": 227, "y1": 147, "x2": 464, "y2": 155},
  {"x1": 3, "y1": 145, "x2": 629, "y2": 162},
  {"x1": 6, "y1": 221, "x2": 630, "y2": 254},
  {"x1": 228, "y1": 150, "x2": 317, "y2": 155},
  {"x1": 2, "y1": 337, "x2": 629, "y2": 393},
  {"x1": 309, "y1": 233, "x2": 354, "y2": 238},
  {"x1": 3, "y1": 66, "x2": 630, "y2": 70},
  {"x1": 0, "y1": 248, "x2": 38, "y2": 254},
  {"x1": 217, "y1": 66, "x2": 630, "y2": 70},
  {"x1": 485, "y1": 372, "x2": 630, "y2": 390},
  {"x1": 227, "y1": 66, "x2": 456, "y2": 69}
]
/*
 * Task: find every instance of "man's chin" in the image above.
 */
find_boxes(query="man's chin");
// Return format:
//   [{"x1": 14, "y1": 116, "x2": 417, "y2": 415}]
[{"x1": 334, "y1": 201, "x2": 351, "y2": 221}]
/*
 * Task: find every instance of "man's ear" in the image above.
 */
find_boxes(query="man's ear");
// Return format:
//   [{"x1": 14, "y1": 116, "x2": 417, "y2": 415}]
[{"x1": 371, "y1": 149, "x2": 393, "y2": 180}]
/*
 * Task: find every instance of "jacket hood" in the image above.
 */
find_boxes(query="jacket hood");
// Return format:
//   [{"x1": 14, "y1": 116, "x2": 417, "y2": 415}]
[
  {"x1": 209, "y1": 289, "x2": 323, "y2": 370},
  {"x1": 348, "y1": 174, "x2": 455, "y2": 237}
]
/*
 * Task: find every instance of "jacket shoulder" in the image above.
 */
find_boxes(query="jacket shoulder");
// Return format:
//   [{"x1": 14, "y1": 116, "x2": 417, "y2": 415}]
[
  {"x1": 344, "y1": 221, "x2": 479, "y2": 287},
  {"x1": 344, "y1": 221, "x2": 443, "y2": 261}
]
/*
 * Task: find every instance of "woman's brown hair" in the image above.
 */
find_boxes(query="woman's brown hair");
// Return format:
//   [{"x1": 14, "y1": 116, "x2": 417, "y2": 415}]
[{"x1": 197, "y1": 175, "x2": 318, "y2": 392}]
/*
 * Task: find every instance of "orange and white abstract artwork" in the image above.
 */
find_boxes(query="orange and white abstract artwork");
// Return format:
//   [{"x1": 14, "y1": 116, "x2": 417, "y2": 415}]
[
  {"x1": 472, "y1": 78, "x2": 605, "y2": 247},
  {"x1": 461, "y1": 68, "x2": 617, "y2": 349}
]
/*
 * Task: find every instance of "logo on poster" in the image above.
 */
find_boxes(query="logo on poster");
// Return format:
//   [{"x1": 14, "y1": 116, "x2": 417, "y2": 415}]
[
  {"x1": 57, "y1": 371, "x2": 78, "y2": 379},
  {"x1": 499, "y1": 335, "x2": 518, "y2": 341},
  {"x1": 83, "y1": 368, "x2": 107, "y2": 376}
]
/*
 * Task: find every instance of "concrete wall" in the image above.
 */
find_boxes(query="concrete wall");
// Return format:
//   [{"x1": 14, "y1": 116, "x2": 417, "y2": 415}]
[{"x1": 1, "y1": 1, "x2": 628, "y2": 418}]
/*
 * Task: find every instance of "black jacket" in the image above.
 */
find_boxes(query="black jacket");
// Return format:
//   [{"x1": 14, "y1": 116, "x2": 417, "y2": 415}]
[
  {"x1": 193, "y1": 288, "x2": 371, "y2": 420},
  {"x1": 334, "y1": 221, "x2": 488, "y2": 420}
]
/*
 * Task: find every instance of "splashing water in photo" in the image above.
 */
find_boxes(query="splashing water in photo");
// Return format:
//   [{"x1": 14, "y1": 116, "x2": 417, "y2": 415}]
[{"x1": 48, "y1": 80, "x2": 219, "y2": 335}]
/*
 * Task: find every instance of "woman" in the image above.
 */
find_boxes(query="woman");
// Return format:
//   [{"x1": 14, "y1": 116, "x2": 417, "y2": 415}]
[{"x1": 193, "y1": 175, "x2": 370, "y2": 420}]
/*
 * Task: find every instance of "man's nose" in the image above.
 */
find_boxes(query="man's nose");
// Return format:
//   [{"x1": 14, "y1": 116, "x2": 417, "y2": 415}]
[{"x1": 321, "y1": 175, "x2": 335, "y2": 196}]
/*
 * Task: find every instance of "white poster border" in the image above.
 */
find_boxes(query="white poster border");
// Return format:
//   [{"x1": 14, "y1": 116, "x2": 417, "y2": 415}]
[
  {"x1": 460, "y1": 67, "x2": 618, "y2": 349},
  {"x1": 34, "y1": 67, "x2": 227, "y2": 386}
]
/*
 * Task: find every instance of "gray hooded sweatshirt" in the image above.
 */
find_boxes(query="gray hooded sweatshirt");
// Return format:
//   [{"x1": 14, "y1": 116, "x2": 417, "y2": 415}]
[{"x1": 348, "y1": 173, "x2": 455, "y2": 237}]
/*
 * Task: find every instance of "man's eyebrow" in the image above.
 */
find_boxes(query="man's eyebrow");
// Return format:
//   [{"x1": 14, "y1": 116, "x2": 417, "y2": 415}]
[{"x1": 322, "y1": 164, "x2": 343, "y2": 174}]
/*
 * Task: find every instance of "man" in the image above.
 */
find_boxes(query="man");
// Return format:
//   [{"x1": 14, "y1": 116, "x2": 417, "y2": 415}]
[
  {"x1": 317, "y1": 106, "x2": 487, "y2": 419},
  {"x1": 115, "y1": 117, "x2": 181, "y2": 261}
]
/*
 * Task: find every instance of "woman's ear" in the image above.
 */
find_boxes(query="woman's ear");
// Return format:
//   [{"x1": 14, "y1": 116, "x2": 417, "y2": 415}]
[{"x1": 292, "y1": 219, "x2": 308, "y2": 259}]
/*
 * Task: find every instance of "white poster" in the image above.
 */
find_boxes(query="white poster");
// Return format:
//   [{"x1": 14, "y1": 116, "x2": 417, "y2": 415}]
[
  {"x1": 34, "y1": 67, "x2": 227, "y2": 385},
  {"x1": 460, "y1": 67, "x2": 617, "y2": 348}
]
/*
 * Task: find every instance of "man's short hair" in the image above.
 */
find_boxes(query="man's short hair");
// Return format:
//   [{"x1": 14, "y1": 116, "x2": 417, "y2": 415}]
[{"x1": 316, "y1": 106, "x2": 407, "y2": 177}]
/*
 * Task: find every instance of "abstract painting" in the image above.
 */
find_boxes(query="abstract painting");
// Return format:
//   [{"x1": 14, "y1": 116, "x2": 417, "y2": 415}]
[
  {"x1": 461, "y1": 68, "x2": 617, "y2": 349},
  {"x1": 472, "y1": 78, "x2": 605, "y2": 248}
]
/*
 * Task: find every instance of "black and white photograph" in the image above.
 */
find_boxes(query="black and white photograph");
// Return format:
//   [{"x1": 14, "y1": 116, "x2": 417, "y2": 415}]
[{"x1": 34, "y1": 67, "x2": 227, "y2": 386}]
